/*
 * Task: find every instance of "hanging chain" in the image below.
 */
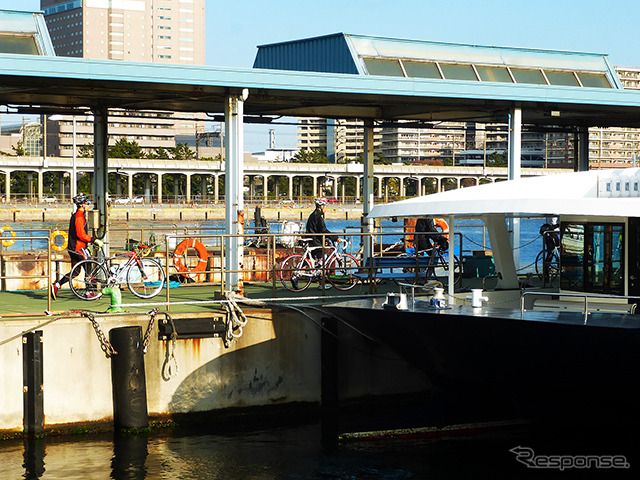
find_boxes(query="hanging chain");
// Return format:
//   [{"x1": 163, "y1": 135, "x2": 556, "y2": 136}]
[
  {"x1": 142, "y1": 308, "x2": 158, "y2": 354},
  {"x1": 161, "y1": 312, "x2": 178, "y2": 380},
  {"x1": 81, "y1": 311, "x2": 117, "y2": 358}
]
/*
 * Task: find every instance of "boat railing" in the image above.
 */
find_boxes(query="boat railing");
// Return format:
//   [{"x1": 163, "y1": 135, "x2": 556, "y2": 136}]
[{"x1": 520, "y1": 290, "x2": 639, "y2": 323}]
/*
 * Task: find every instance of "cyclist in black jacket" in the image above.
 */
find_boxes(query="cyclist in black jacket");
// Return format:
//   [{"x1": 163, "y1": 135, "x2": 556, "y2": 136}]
[{"x1": 306, "y1": 197, "x2": 345, "y2": 260}]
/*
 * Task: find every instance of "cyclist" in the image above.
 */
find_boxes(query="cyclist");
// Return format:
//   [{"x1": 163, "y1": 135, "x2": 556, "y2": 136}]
[
  {"x1": 50, "y1": 193, "x2": 104, "y2": 299},
  {"x1": 539, "y1": 216, "x2": 560, "y2": 280},
  {"x1": 305, "y1": 197, "x2": 345, "y2": 289},
  {"x1": 415, "y1": 217, "x2": 449, "y2": 254},
  {"x1": 306, "y1": 197, "x2": 345, "y2": 257}
]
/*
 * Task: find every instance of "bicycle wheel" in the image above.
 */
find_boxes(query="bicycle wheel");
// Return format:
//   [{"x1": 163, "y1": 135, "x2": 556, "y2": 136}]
[
  {"x1": 535, "y1": 249, "x2": 559, "y2": 282},
  {"x1": 279, "y1": 254, "x2": 313, "y2": 292},
  {"x1": 327, "y1": 254, "x2": 360, "y2": 291},
  {"x1": 428, "y1": 254, "x2": 462, "y2": 286},
  {"x1": 127, "y1": 257, "x2": 166, "y2": 299},
  {"x1": 69, "y1": 259, "x2": 106, "y2": 301}
]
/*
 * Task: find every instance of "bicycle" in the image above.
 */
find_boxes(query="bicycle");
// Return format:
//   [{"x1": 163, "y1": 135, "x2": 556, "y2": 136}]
[
  {"x1": 278, "y1": 239, "x2": 360, "y2": 292},
  {"x1": 402, "y1": 244, "x2": 463, "y2": 286},
  {"x1": 69, "y1": 242, "x2": 166, "y2": 300},
  {"x1": 535, "y1": 245, "x2": 560, "y2": 282}
]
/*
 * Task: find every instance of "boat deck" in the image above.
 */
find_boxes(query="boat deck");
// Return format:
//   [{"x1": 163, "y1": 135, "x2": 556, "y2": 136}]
[{"x1": 0, "y1": 281, "x2": 401, "y2": 320}]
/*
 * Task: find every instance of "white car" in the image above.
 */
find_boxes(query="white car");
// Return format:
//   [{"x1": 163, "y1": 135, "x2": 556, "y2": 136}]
[
  {"x1": 114, "y1": 197, "x2": 131, "y2": 205},
  {"x1": 131, "y1": 195, "x2": 144, "y2": 204},
  {"x1": 42, "y1": 196, "x2": 58, "y2": 204}
]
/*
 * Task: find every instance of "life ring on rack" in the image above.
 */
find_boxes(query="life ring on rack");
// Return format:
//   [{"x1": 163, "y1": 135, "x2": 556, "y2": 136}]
[
  {"x1": 434, "y1": 218, "x2": 449, "y2": 239},
  {"x1": 50, "y1": 229, "x2": 69, "y2": 252},
  {"x1": 1, "y1": 225, "x2": 16, "y2": 247},
  {"x1": 173, "y1": 238, "x2": 208, "y2": 276}
]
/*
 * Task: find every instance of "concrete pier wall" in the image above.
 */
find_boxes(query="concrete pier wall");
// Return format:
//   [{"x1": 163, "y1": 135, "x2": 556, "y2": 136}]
[{"x1": 0, "y1": 307, "x2": 428, "y2": 433}]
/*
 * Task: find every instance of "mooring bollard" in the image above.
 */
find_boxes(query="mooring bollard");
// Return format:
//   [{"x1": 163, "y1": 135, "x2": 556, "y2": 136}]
[{"x1": 109, "y1": 326, "x2": 148, "y2": 430}]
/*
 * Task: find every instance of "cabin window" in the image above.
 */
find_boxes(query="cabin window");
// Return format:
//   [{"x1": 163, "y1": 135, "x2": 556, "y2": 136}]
[
  {"x1": 560, "y1": 222, "x2": 624, "y2": 295},
  {"x1": 0, "y1": 35, "x2": 39, "y2": 55}
]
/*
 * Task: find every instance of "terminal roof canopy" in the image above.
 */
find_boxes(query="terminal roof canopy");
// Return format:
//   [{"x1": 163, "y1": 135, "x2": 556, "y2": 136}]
[
  {"x1": 0, "y1": 10, "x2": 55, "y2": 56},
  {"x1": 254, "y1": 33, "x2": 622, "y2": 90},
  {"x1": 2, "y1": 29, "x2": 640, "y2": 128}
]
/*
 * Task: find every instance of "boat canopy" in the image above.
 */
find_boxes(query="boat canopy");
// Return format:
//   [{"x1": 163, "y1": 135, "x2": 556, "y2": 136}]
[{"x1": 367, "y1": 168, "x2": 640, "y2": 219}]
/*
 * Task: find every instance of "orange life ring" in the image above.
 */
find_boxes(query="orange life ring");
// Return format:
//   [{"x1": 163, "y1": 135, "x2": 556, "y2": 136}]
[
  {"x1": 434, "y1": 218, "x2": 449, "y2": 239},
  {"x1": 173, "y1": 238, "x2": 208, "y2": 276}
]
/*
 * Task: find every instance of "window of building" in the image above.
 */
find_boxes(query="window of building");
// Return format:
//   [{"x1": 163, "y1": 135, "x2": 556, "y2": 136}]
[
  {"x1": 439, "y1": 63, "x2": 478, "y2": 81},
  {"x1": 577, "y1": 72, "x2": 612, "y2": 89},
  {"x1": 363, "y1": 58, "x2": 404, "y2": 76},
  {"x1": 475, "y1": 66, "x2": 513, "y2": 83},
  {"x1": 402, "y1": 61, "x2": 441, "y2": 79},
  {"x1": 545, "y1": 70, "x2": 580, "y2": 87},
  {"x1": 510, "y1": 68, "x2": 547, "y2": 85}
]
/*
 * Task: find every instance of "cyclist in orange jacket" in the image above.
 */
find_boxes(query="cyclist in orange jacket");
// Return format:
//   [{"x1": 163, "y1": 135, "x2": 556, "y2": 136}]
[{"x1": 51, "y1": 194, "x2": 103, "y2": 299}]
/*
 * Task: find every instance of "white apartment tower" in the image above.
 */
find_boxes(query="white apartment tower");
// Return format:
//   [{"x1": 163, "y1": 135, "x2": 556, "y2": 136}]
[{"x1": 40, "y1": 0, "x2": 206, "y2": 157}]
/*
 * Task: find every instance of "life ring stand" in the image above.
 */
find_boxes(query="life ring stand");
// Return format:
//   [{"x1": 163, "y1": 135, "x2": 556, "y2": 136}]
[
  {"x1": 434, "y1": 218, "x2": 449, "y2": 239},
  {"x1": 173, "y1": 238, "x2": 208, "y2": 277},
  {"x1": 51, "y1": 229, "x2": 69, "y2": 252},
  {"x1": 1, "y1": 225, "x2": 16, "y2": 248}
]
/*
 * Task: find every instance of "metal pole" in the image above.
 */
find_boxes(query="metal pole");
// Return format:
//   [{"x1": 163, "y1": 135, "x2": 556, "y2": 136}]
[
  {"x1": 72, "y1": 116, "x2": 77, "y2": 199},
  {"x1": 23, "y1": 331, "x2": 44, "y2": 435},
  {"x1": 224, "y1": 89, "x2": 248, "y2": 292}
]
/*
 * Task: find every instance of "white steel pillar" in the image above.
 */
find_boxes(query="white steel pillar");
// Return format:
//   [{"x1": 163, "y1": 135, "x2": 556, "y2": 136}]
[
  {"x1": 363, "y1": 121, "x2": 375, "y2": 263},
  {"x1": 93, "y1": 106, "x2": 109, "y2": 243},
  {"x1": 508, "y1": 106, "x2": 522, "y2": 269},
  {"x1": 224, "y1": 89, "x2": 248, "y2": 292},
  {"x1": 4, "y1": 171, "x2": 10, "y2": 202},
  {"x1": 157, "y1": 173, "x2": 163, "y2": 204},
  {"x1": 128, "y1": 173, "x2": 133, "y2": 201},
  {"x1": 185, "y1": 174, "x2": 191, "y2": 203}
]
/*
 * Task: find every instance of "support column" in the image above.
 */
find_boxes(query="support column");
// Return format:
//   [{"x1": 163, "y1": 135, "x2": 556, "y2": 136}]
[
  {"x1": 508, "y1": 107, "x2": 522, "y2": 269},
  {"x1": 262, "y1": 175, "x2": 268, "y2": 202},
  {"x1": 185, "y1": 174, "x2": 191, "y2": 203},
  {"x1": 4, "y1": 171, "x2": 10, "y2": 202},
  {"x1": 214, "y1": 174, "x2": 220, "y2": 203},
  {"x1": 145, "y1": 175, "x2": 151, "y2": 202},
  {"x1": 377, "y1": 177, "x2": 382, "y2": 198},
  {"x1": 332, "y1": 177, "x2": 338, "y2": 198},
  {"x1": 156, "y1": 173, "x2": 163, "y2": 204},
  {"x1": 224, "y1": 90, "x2": 248, "y2": 292},
  {"x1": 575, "y1": 127, "x2": 590, "y2": 172},
  {"x1": 312, "y1": 176, "x2": 318, "y2": 197},
  {"x1": 484, "y1": 214, "x2": 519, "y2": 289},
  {"x1": 363, "y1": 121, "x2": 375, "y2": 264},
  {"x1": 37, "y1": 171, "x2": 43, "y2": 203},
  {"x1": 201, "y1": 175, "x2": 208, "y2": 201},
  {"x1": 93, "y1": 106, "x2": 109, "y2": 244},
  {"x1": 127, "y1": 173, "x2": 133, "y2": 201},
  {"x1": 288, "y1": 174, "x2": 293, "y2": 199}
]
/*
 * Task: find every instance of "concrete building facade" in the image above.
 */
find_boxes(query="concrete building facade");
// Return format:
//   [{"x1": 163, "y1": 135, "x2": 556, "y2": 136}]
[{"x1": 40, "y1": 0, "x2": 206, "y2": 156}]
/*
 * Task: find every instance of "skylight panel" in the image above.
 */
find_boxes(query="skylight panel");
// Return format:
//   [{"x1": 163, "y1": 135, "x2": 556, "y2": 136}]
[
  {"x1": 363, "y1": 58, "x2": 404, "y2": 76},
  {"x1": 440, "y1": 63, "x2": 478, "y2": 81},
  {"x1": 476, "y1": 65, "x2": 513, "y2": 83},
  {"x1": 510, "y1": 68, "x2": 547, "y2": 85},
  {"x1": 402, "y1": 61, "x2": 441, "y2": 79},
  {"x1": 545, "y1": 70, "x2": 580, "y2": 87},
  {"x1": 577, "y1": 72, "x2": 612, "y2": 88}
]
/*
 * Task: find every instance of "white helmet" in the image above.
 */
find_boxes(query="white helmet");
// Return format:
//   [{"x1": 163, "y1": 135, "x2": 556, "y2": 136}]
[{"x1": 315, "y1": 197, "x2": 328, "y2": 207}]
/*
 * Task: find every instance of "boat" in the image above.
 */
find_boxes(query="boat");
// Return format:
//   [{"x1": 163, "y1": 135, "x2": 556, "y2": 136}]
[{"x1": 322, "y1": 167, "x2": 640, "y2": 429}]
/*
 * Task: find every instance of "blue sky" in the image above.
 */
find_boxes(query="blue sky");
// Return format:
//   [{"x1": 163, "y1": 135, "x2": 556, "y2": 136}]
[{"x1": 9, "y1": 0, "x2": 640, "y2": 150}]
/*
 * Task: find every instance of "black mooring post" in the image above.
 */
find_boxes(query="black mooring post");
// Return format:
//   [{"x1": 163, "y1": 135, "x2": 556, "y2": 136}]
[
  {"x1": 22, "y1": 331, "x2": 44, "y2": 435},
  {"x1": 109, "y1": 326, "x2": 148, "y2": 430},
  {"x1": 321, "y1": 316, "x2": 339, "y2": 450}
]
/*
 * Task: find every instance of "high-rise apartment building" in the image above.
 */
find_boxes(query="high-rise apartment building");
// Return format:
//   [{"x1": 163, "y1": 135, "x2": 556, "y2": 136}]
[{"x1": 40, "y1": 0, "x2": 206, "y2": 156}]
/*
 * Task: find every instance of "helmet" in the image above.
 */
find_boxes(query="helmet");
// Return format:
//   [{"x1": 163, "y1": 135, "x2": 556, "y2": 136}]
[
  {"x1": 314, "y1": 197, "x2": 328, "y2": 207},
  {"x1": 73, "y1": 193, "x2": 91, "y2": 205}
]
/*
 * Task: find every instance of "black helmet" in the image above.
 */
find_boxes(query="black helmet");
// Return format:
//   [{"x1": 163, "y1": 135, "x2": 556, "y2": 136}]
[{"x1": 73, "y1": 193, "x2": 91, "y2": 205}]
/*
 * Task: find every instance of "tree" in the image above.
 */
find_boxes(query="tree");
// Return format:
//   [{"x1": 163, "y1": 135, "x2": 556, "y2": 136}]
[
  {"x1": 487, "y1": 151, "x2": 507, "y2": 167},
  {"x1": 293, "y1": 148, "x2": 329, "y2": 163},
  {"x1": 170, "y1": 143, "x2": 196, "y2": 160},
  {"x1": 109, "y1": 138, "x2": 144, "y2": 158},
  {"x1": 11, "y1": 141, "x2": 26, "y2": 156}
]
